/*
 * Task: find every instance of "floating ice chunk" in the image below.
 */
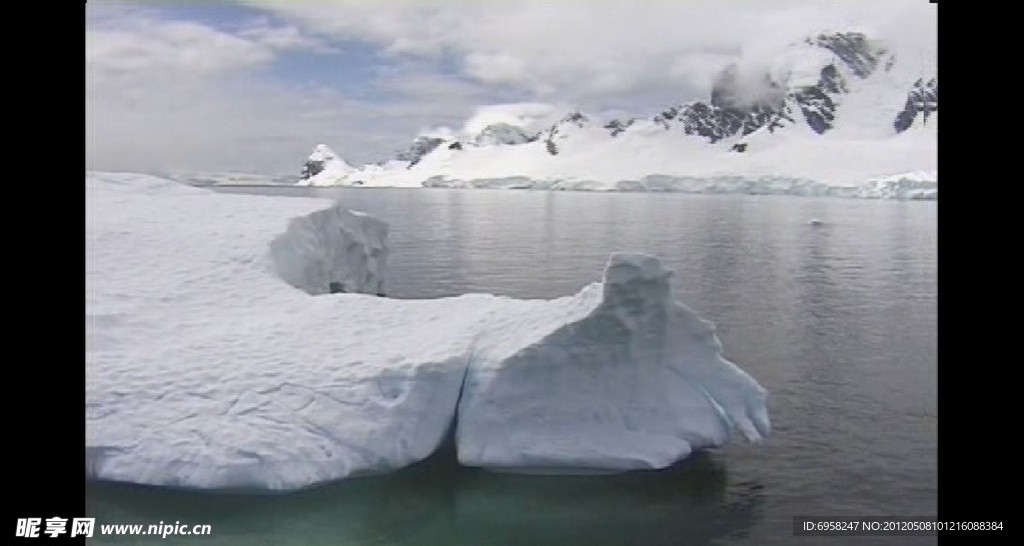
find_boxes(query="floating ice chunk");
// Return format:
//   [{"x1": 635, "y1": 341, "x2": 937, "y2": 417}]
[
  {"x1": 87, "y1": 172, "x2": 477, "y2": 490},
  {"x1": 269, "y1": 205, "x2": 389, "y2": 296},
  {"x1": 456, "y1": 253, "x2": 770, "y2": 473},
  {"x1": 86, "y1": 172, "x2": 770, "y2": 490}
]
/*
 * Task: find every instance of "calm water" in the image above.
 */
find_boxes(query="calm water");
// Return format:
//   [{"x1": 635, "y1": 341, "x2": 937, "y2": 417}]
[{"x1": 88, "y1": 187, "x2": 937, "y2": 545}]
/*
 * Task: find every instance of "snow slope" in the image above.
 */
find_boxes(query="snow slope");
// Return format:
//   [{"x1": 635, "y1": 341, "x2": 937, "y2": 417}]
[
  {"x1": 297, "y1": 32, "x2": 936, "y2": 197},
  {"x1": 295, "y1": 144, "x2": 357, "y2": 187},
  {"x1": 86, "y1": 172, "x2": 769, "y2": 491}
]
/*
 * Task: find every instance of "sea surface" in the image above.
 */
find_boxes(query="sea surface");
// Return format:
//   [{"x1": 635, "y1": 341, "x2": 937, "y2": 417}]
[{"x1": 87, "y1": 186, "x2": 937, "y2": 545}]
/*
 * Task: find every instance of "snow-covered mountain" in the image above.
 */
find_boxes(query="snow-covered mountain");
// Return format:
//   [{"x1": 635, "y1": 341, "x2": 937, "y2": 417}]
[
  {"x1": 297, "y1": 31, "x2": 936, "y2": 198},
  {"x1": 300, "y1": 143, "x2": 356, "y2": 181}
]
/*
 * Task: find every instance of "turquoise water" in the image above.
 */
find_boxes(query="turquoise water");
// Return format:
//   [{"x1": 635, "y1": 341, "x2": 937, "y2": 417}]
[{"x1": 89, "y1": 450, "x2": 763, "y2": 545}]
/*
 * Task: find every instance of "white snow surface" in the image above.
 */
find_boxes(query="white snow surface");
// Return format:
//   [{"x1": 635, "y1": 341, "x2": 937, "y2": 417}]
[
  {"x1": 298, "y1": 36, "x2": 936, "y2": 198},
  {"x1": 166, "y1": 172, "x2": 298, "y2": 187},
  {"x1": 457, "y1": 254, "x2": 769, "y2": 472},
  {"x1": 86, "y1": 172, "x2": 770, "y2": 491},
  {"x1": 297, "y1": 111, "x2": 935, "y2": 195},
  {"x1": 296, "y1": 144, "x2": 357, "y2": 187}
]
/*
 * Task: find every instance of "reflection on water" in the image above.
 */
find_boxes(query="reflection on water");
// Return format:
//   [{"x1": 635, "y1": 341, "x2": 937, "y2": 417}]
[{"x1": 88, "y1": 450, "x2": 764, "y2": 545}]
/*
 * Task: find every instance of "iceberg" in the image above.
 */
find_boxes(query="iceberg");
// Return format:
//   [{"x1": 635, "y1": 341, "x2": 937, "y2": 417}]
[
  {"x1": 87, "y1": 172, "x2": 483, "y2": 490},
  {"x1": 457, "y1": 254, "x2": 769, "y2": 472},
  {"x1": 270, "y1": 205, "x2": 389, "y2": 296},
  {"x1": 86, "y1": 172, "x2": 769, "y2": 491}
]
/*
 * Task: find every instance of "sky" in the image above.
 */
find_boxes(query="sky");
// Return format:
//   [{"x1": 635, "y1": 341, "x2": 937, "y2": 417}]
[{"x1": 86, "y1": 0, "x2": 936, "y2": 175}]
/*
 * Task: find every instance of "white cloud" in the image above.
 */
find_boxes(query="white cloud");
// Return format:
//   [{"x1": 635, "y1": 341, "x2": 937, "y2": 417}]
[
  {"x1": 246, "y1": 0, "x2": 934, "y2": 103},
  {"x1": 459, "y1": 102, "x2": 562, "y2": 136},
  {"x1": 372, "y1": 63, "x2": 480, "y2": 102},
  {"x1": 87, "y1": 18, "x2": 272, "y2": 81},
  {"x1": 86, "y1": 5, "x2": 475, "y2": 173},
  {"x1": 463, "y1": 53, "x2": 531, "y2": 88},
  {"x1": 88, "y1": 0, "x2": 935, "y2": 175},
  {"x1": 87, "y1": 11, "x2": 279, "y2": 172},
  {"x1": 236, "y1": 17, "x2": 340, "y2": 54}
]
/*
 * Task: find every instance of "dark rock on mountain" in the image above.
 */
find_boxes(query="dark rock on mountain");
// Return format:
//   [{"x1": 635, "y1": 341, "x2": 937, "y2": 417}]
[
  {"x1": 544, "y1": 112, "x2": 590, "y2": 155},
  {"x1": 300, "y1": 145, "x2": 346, "y2": 181},
  {"x1": 818, "y1": 64, "x2": 848, "y2": 94},
  {"x1": 301, "y1": 159, "x2": 324, "y2": 180},
  {"x1": 646, "y1": 32, "x2": 901, "y2": 142},
  {"x1": 474, "y1": 123, "x2": 534, "y2": 146},
  {"x1": 894, "y1": 77, "x2": 938, "y2": 133},
  {"x1": 605, "y1": 118, "x2": 635, "y2": 137},
  {"x1": 808, "y1": 32, "x2": 890, "y2": 79},
  {"x1": 364, "y1": 31, "x2": 932, "y2": 170},
  {"x1": 394, "y1": 136, "x2": 444, "y2": 167},
  {"x1": 791, "y1": 86, "x2": 836, "y2": 134},
  {"x1": 546, "y1": 139, "x2": 558, "y2": 156}
]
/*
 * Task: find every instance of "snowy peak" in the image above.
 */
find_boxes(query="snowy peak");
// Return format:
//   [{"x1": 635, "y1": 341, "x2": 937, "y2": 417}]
[
  {"x1": 295, "y1": 29, "x2": 935, "y2": 193},
  {"x1": 650, "y1": 102, "x2": 732, "y2": 142},
  {"x1": 556, "y1": 111, "x2": 589, "y2": 129},
  {"x1": 473, "y1": 123, "x2": 536, "y2": 147},
  {"x1": 304, "y1": 143, "x2": 351, "y2": 170},
  {"x1": 807, "y1": 32, "x2": 892, "y2": 79},
  {"x1": 604, "y1": 118, "x2": 636, "y2": 137},
  {"x1": 308, "y1": 143, "x2": 339, "y2": 162},
  {"x1": 393, "y1": 136, "x2": 445, "y2": 167},
  {"x1": 301, "y1": 144, "x2": 348, "y2": 177},
  {"x1": 297, "y1": 144, "x2": 357, "y2": 186},
  {"x1": 544, "y1": 112, "x2": 591, "y2": 155},
  {"x1": 650, "y1": 32, "x2": 903, "y2": 144}
]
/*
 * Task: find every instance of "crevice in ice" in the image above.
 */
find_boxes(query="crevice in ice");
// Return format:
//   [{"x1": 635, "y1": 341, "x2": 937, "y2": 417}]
[
  {"x1": 694, "y1": 382, "x2": 735, "y2": 436},
  {"x1": 448, "y1": 346, "x2": 476, "y2": 463},
  {"x1": 268, "y1": 203, "x2": 389, "y2": 296}
]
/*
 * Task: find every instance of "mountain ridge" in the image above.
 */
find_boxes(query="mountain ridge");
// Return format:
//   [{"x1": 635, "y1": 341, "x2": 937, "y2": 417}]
[{"x1": 296, "y1": 31, "x2": 936, "y2": 196}]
